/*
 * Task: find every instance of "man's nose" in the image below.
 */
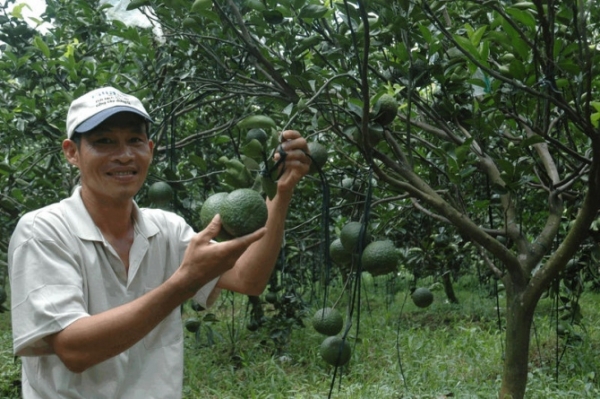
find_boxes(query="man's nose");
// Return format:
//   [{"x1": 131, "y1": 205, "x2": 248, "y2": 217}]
[{"x1": 114, "y1": 143, "x2": 134, "y2": 161}]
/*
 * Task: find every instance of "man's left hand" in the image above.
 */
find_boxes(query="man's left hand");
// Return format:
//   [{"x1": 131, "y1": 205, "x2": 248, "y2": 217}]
[{"x1": 274, "y1": 130, "x2": 310, "y2": 195}]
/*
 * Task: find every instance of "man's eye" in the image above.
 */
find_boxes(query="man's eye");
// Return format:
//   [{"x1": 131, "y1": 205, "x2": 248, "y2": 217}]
[{"x1": 95, "y1": 139, "x2": 113, "y2": 144}]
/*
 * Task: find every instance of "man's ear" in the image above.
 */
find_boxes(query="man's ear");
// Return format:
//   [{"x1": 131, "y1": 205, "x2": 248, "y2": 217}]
[{"x1": 62, "y1": 139, "x2": 80, "y2": 168}]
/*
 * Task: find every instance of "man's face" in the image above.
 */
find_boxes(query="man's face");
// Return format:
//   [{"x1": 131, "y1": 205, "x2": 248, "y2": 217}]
[{"x1": 63, "y1": 112, "x2": 154, "y2": 205}]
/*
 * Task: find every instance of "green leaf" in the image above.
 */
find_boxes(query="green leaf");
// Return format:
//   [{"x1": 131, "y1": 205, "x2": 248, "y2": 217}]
[
  {"x1": 418, "y1": 23, "x2": 432, "y2": 43},
  {"x1": 470, "y1": 26, "x2": 487, "y2": 47},
  {"x1": 195, "y1": 9, "x2": 220, "y2": 23},
  {"x1": 506, "y1": 8, "x2": 536, "y2": 28},
  {"x1": 245, "y1": 0, "x2": 266, "y2": 11},
  {"x1": 126, "y1": 0, "x2": 150, "y2": 11},
  {"x1": 203, "y1": 313, "x2": 218, "y2": 322},
  {"x1": 188, "y1": 154, "x2": 207, "y2": 171},
  {"x1": 241, "y1": 139, "x2": 264, "y2": 160},
  {"x1": 241, "y1": 155, "x2": 260, "y2": 171},
  {"x1": 453, "y1": 35, "x2": 481, "y2": 62},
  {"x1": 0, "y1": 162, "x2": 13, "y2": 175},
  {"x1": 591, "y1": 112, "x2": 600, "y2": 128},
  {"x1": 214, "y1": 135, "x2": 231, "y2": 144},
  {"x1": 10, "y1": 3, "x2": 30, "y2": 19},
  {"x1": 261, "y1": 175, "x2": 278, "y2": 200},
  {"x1": 456, "y1": 138, "x2": 473, "y2": 164},
  {"x1": 298, "y1": 4, "x2": 329, "y2": 19},
  {"x1": 191, "y1": 0, "x2": 212, "y2": 13},
  {"x1": 33, "y1": 36, "x2": 50, "y2": 58},
  {"x1": 500, "y1": 19, "x2": 530, "y2": 60}
]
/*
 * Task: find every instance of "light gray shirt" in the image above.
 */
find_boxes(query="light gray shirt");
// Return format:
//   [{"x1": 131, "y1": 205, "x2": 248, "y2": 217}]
[{"x1": 8, "y1": 187, "x2": 219, "y2": 398}]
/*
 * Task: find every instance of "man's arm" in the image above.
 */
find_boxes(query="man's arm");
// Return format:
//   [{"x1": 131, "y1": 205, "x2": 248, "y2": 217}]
[
  {"x1": 46, "y1": 217, "x2": 265, "y2": 373},
  {"x1": 217, "y1": 130, "x2": 310, "y2": 295}
]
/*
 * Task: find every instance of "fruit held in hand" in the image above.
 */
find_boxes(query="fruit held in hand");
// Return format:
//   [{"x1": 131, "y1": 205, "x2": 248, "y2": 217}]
[
  {"x1": 199, "y1": 192, "x2": 234, "y2": 241},
  {"x1": 219, "y1": 188, "x2": 268, "y2": 237}
]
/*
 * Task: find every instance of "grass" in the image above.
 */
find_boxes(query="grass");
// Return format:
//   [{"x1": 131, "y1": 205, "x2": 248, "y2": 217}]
[
  {"x1": 0, "y1": 307, "x2": 20, "y2": 399},
  {"x1": 181, "y1": 275, "x2": 600, "y2": 399},
  {"x1": 1, "y1": 274, "x2": 599, "y2": 398}
]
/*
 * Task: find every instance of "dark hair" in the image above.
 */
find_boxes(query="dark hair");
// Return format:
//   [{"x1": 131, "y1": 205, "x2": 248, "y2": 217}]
[{"x1": 70, "y1": 134, "x2": 82, "y2": 148}]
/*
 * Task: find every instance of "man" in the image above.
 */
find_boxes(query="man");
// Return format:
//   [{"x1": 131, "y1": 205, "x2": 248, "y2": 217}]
[{"x1": 8, "y1": 87, "x2": 310, "y2": 398}]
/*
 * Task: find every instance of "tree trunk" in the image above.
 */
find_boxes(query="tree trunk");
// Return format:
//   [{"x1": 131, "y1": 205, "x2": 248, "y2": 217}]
[
  {"x1": 441, "y1": 271, "x2": 459, "y2": 304},
  {"x1": 498, "y1": 283, "x2": 536, "y2": 399}
]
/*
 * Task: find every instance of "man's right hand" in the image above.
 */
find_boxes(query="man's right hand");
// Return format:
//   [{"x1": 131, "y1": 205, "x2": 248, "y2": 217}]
[{"x1": 175, "y1": 214, "x2": 266, "y2": 296}]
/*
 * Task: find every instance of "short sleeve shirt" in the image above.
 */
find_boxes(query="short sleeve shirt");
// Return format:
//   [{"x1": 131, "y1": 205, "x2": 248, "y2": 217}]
[{"x1": 8, "y1": 187, "x2": 220, "y2": 399}]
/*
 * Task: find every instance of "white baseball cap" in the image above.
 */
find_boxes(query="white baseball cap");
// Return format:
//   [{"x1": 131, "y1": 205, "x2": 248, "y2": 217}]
[{"x1": 66, "y1": 87, "x2": 152, "y2": 139}]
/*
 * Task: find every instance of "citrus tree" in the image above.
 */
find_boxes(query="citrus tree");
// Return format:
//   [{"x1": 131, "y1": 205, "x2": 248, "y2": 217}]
[
  {"x1": 2, "y1": 0, "x2": 600, "y2": 398},
  {"x1": 133, "y1": 1, "x2": 600, "y2": 397}
]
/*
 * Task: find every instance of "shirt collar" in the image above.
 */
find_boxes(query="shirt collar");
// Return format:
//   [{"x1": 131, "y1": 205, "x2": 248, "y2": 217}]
[{"x1": 62, "y1": 186, "x2": 159, "y2": 241}]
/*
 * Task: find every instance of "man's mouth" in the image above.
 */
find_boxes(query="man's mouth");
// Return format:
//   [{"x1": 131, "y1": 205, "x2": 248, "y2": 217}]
[{"x1": 109, "y1": 171, "x2": 137, "y2": 176}]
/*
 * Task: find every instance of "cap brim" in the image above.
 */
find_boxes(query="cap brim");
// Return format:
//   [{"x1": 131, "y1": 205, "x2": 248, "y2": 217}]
[{"x1": 73, "y1": 106, "x2": 152, "y2": 134}]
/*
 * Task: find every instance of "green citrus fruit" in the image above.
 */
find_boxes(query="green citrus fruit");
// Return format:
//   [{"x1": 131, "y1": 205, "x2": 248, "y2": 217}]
[
  {"x1": 184, "y1": 318, "x2": 201, "y2": 333},
  {"x1": 312, "y1": 307, "x2": 344, "y2": 336},
  {"x1": 219, "y1": 188, "x2": 268, "y2": 237},
  {"x1": 361, "y1": 240, "x2": 399, "y2": 276},
  {"x1": 339, "y1": 221, "x2": 371, "y2": 254},
  {"x1": 341, "y1": 177, "x2": 359, "y2": 200},
  {"x1": 367, "y1": 123, "x2": 384, "y2": 145},
  {"x1": 411, "y1": 287, "x2": 434, "y2": 308},
  {"x1": 200, "y1": 192, "x2": 227, "y2": 228},
  {"x1": 307, "y1": 141, "x2": 328, "y2": 174},
  {"x1": 372, "y1": 93, "x2": 398, "y2": 126},
  {"x1": 320, "y1": 336, "x2": 351, "y2": 367},
  {"x1": 199, "y1": 192, "x2": 234, "y2": 241},
  {"x1": 353, "y1": 123, "x2": 384, "y2": 147},
  {"x1": 265, "y1": 291, "x2": 278, "y2": 304},
  {"x1": 329, "y1": 238, "x2": 353, "y2": 266},
  {"x1": 148, "y1": 181, "x2": 173, "y2": 206},
  {"x1": 262, "y1": 9, "x2": 284, "y2": 24},
  {"x1": 237, "y1": 115, "x2": 277, "y2": 130},
  {"x1": 246, "y1": 128, "x2": 268, "y2": 145}
]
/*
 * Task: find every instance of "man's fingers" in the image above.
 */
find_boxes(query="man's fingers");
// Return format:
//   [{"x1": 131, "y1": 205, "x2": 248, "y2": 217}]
[
  {"x1": 230, "y1": 227, "x2": 267, "y2": 248},
  {"x1": 211, "y1": 227, "x2": 267, "y2": 262},
  {"x1": 198, "y1": 214, "x2": 223, "y2": 242},
  {"x1": 280, "y1": 130, "x2": 302, "y2": 141}
]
